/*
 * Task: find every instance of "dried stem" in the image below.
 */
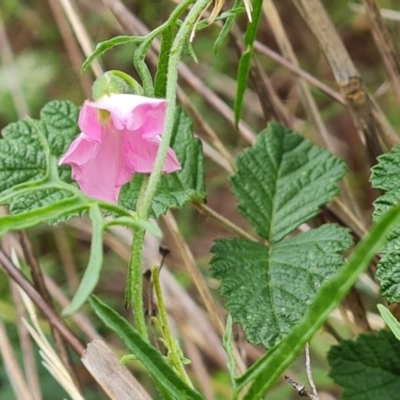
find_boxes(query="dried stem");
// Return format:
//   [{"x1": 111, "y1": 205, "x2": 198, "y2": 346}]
[
  {"x1": 0, "y1": 248, "x2": 85, "y2": 357},
  {"x1": 0, "y1": 319, "x2": 34, "y2": 400},
  {"x1": 305, "y1": 343, "x2": 319, "y2": 400},
  {"x1": 253, "y1": 41, "x2": 345, "y2": 105},
  {"x1": 293, "y1": 0, "x2": 398, "y2": 160},
  {"x1": 194, "y1": 203, "x2": 258, "y2": 242},
  {"x1": 9, "y1": 281, "x2": 42, "y2": 400},
  {"x1": 361, "y1": 0, "x2": 400, "y2": 104}
]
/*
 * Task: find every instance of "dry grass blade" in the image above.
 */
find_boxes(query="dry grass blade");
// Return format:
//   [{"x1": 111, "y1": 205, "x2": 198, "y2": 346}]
[
  {"x1": 293, "y1": 0, "x2": 399, "y2": 162},
  {"x1": 12, "y1": 254, "x2": 84, "y2": 400},
  {"x1": 263, "y1": 0, "x2": 331, "y2": 146},
  {"x1": 82, "y1": 340, "x2": 152, "y2": 400},
  {"x1": 0, "y1": 319, "x2": 34, "y2": 400},
  {"x1": 360, "y1": 0, "x2": 400, "y2": 104}
]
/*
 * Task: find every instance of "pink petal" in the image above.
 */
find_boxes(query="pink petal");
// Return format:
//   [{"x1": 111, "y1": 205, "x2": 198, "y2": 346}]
[
  {"x1": 93, "y1": 94, "x2": 166, "y2": 139},
  {"x1": 122, "y1": 130, "x2": 181, "y2": 174},
  {"x1": 78, "y1": 103, "x2": 103, "y2": 142},
  {"x1": 61, "y1": 127, "x2": 130, "y2": 202}
]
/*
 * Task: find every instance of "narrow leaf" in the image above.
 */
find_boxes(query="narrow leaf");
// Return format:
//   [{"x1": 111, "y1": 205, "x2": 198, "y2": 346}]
[
  {"x1": 214, "y1": 0, "x2": 244, "y2": 53},
  {"x1": 89, "y1": 295, "x2": 204, "y2": 400},
  {"x1": 0, "y1": 197, "x2": 83, "y2": 235},
  {"x1": 81, "y1": 36, "x2": 143, "y2": 72},
  {"x1": 328, "y1": 330, "x2": 400, "y2": 400},
  {"x1": 377, "y1": 304, "x2": 400, "y2": 341},
  {"x1": 62, "y1": 204, "x2": 104, "y2": 315},
  {"x1": 233, "y1": 0, "x2": 263, "y2": 124}
]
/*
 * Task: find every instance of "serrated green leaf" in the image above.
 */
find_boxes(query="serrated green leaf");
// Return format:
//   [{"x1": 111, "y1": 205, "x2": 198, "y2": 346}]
[
  {"x1": 371, "y1": 146, "x2": 400, "y2": 302},
  {"x1": 328, "y1": 330, "x2": 400, "y2": 400},
  {"x1": 211, "y1": 224, "x2": 351, "y2": 347},
  {"x1": 0, "y1": 100, "x2": 80, "y2": 213},
  {"x1": 119, "y1": 108, "x2": 205, "y2": 217},
  {"x1": 62, "y1": 204, "x2": 104, "y2": 315},
  {"x1": 81, "y1": 36, "x2": 143, "y2": 72},
  {"x1": 89, "y1": 295, "x2": 204, "y2": 400},
  {"x1": 233, "y1": 202, "x2": 400, "y2": 399},
  {"x1": 233, "y1": 0, "x2": 263, "y2": 124},
  {"x1": 377, "y1": 305, "x2": 400, "y2": 341},
  {"x1": 231, "y1": 122, "x2": 346, "y2": 242}
]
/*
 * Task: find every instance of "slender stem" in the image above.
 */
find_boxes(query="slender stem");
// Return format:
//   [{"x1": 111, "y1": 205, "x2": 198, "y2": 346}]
[
  {"x1": 137, "y1": 0, "x2": 211, "y2": 220},
  {"x1": 152, "y1": 266, "x2": 193, "y2": 388},
  {"x1": 128, "y1": 227, "x2": 148, "y2": 340},
  {"x1": 0, "y1": 249, "x2": 85, "y2": 356},
  {"x1": 131, "y1": 0, "x2": 211, "y2": 341},
  {"x1": 194, "y1": 203, "x2": 258, "y2": 242}
]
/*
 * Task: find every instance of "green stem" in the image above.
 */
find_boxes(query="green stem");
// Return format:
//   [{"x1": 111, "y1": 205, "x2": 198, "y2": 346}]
[
  {"x1": 153, "y1": 266, "x2": 193, "y2": 388},
  {"x1": 128, "y1": 226, "x2": 148, "y2": 340},
  {"x1": 130, "y1": 0, "x2": 211, "y2": 341},
  {"x1": 138, "y1": 0, "x2": 211, "y2": 219},
  {"x1": 134, "y1": 0, "x2": 196, "y2": 96}
]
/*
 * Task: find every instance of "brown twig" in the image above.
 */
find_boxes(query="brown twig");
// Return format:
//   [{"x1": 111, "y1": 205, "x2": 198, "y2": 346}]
[
  {"x1": 0, "y1": 248, "x2": 85, "y2": 357},
  {"x1": 253, "y1": 41, "x2": 345, "y2": 106},
  {"x1": 263, "y1": 0, "x2": 331, "y2": 145},
  {"x1": 194, "y1": 203, "x2": 258, "y2": 242},
  {"x1": 361, "y1": 0, "x2": 400, "y2": 104}
]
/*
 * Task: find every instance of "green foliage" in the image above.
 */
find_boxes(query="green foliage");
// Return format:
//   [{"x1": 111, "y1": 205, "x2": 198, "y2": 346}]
[
  {"x1": 212, "y1": 225, "x2": 350, "y2": 347},
  {"x1": 234, "y1": 202, "x2": 400, "y2": 399},
  {"x1": 211, "y1": 122, "x2": 350, "y2": 348},
  {"x1": 81, "y1": 36, "x2": 144, "y2": 73},
  {"x1": 214, "y1": 1, "x2": 246, "y2": 53},
  {"x1": 120, "y1": 107, "x2": 206, "y2": 217},
  {"x1": 371, "y1": 146, "x2": 400, "y2": 302},
  {"x1": 90, "y1": 295, "x2": 204, "y2": 400},
  {"x1": 231, "y1": 123, "x2": 346, "y2": 242},
  {"x1": 234, "y1": 0, "x2": 263, "y2": 124},
  {"x1": 0, "y1": 100, "x2": 160, "y2": 314},
  {"x1": 328, "y1": 330, "x2": 400, "y2": 400},
  {"x1": 0, "y1": 100, "x2": 79, "y2": 213}
]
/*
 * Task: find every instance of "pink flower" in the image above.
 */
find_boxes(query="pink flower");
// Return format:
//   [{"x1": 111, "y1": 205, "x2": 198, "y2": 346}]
[{"x1": 60, "y1": 94, "x2": 181, "y2": 203}]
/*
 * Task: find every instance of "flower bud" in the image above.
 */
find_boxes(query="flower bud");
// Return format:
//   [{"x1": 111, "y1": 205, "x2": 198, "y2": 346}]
[{"x1": 92, "y1": 71, "x2": 143, "y2": 101}]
